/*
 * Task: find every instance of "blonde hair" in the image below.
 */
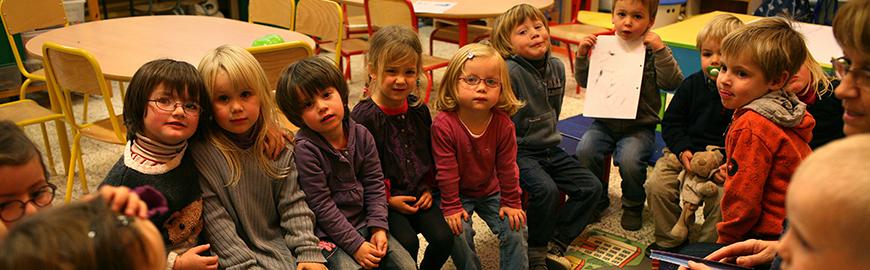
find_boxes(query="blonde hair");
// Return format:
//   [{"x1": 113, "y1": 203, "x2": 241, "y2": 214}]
[
  {"x1": 611, "y1": 0, "x2": 661, "y2": 19},
  {"x1": 797, "y1": 53, "x2": 833, "y2": 97},
  {"x1": 490, "y1": 4, "x2": 550, "y2": 58},
  {"x1": 434, "y1": 43, "x2": 523, "y2": 115},
  {"x1": 365, "y1": 25, "x2": 424, "y2": 105},
  {"x1": 696, "y1": 14, "x2": 744, "y2": 50},
  {"x1": 720, "y1": 17, "x2": 807, "y2": 84},
  {"x1": 197, "y1": 45, "x2": 288, "y2": 186},
  {"x1": 832, "y1": 0, "x2": 870, "y2": 55}
]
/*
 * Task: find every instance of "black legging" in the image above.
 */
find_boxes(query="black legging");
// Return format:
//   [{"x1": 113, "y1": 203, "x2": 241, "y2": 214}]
[{"x1": 388, "y1": 206, "x2": 455, "y2": 270}]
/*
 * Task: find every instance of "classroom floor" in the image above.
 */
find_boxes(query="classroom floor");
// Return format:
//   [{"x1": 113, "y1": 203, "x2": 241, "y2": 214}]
[{"x1": 23, "y1": 26, "x2": 668, "y2": 269}]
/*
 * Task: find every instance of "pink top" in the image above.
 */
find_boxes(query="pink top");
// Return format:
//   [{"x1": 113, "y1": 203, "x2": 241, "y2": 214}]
[{"x1": 431, "y1": 110, "x2": 522, "y2": 216}]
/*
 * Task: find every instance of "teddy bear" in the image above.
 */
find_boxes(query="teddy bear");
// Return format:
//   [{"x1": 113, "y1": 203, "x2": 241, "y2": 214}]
[{"x1": 669, "y1": 146, "x2": 725, "y2": 241}]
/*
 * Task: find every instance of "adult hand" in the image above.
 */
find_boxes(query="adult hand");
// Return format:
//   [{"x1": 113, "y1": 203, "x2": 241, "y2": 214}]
[
  {"x1": 678, "y1": 260, "x2": 713, "y2": 270},
  {"x1": 388, "y1": 196, "x2": 419, "y2": 214},
  {"x1": 707, "y1": 239, "x2": 779, "y2": 267},
  {"x1": 444, "y1": 210, "x2": 469, "y2": 235}
]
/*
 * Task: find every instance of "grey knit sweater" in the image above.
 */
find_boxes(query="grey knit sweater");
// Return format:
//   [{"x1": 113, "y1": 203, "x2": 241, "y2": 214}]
[{"x1": 192, "y1": 142, "x2": 325, "y2": 270}]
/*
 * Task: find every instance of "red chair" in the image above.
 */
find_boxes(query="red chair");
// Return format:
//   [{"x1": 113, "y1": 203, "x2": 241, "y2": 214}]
[{"x1": 548, "y1": 0, "x2": 610, "y2": 93}]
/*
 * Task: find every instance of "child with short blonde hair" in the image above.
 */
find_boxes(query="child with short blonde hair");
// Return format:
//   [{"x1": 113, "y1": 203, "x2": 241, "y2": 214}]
[
  {"x1": 193, "y1": 45, "x2": 326, "y2": 270},
  {"x1": 575, "y1": 0, "x2": 684, "y2": 232},
  {"x1": 351, "y1": 25, "x2": 455, "y2": 270},
  {"x1": 715, "y1": 17, "x2": 815, "y2": 245},
  {"x1": 276, "y1": 56, "x2": 417, "y2": 270},
  {"x1": 432, "y1": 43, "x2": 527, "y2": 270},
  {"x1": 646, "y1": 14, "x2": 742, "y2": 252},
  {"x1": 491, "y1": 5, "x2": 603, "y2": 268}
]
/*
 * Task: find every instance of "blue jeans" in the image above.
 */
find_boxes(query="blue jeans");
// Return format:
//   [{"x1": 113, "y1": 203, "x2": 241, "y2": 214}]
[
  {"x1": 517, "y1": 146, "x2": 602, "y2": 248},
  {"x1": 450, "y1": 193, "x2": 528, "y2": 270},
  {"x1": 575, "y1": 121, "x2": 656, "y2": 210},
  {"x1": 321, "y1": 229, "x2": 417, "y2": 270}
]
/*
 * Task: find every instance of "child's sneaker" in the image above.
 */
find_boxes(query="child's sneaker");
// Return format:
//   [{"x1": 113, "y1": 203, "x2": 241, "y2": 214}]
[
  {"x1": 621, "y1": 207, "x2": 643, "y2": 231},
  {"x1": 546, "y1": 241, "x2": 571, "y2": 270}
]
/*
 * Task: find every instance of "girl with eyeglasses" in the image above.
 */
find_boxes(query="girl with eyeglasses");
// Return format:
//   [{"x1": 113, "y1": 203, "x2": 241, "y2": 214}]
[
  {"x1": 101, "y1": 59, "x2": 219, "y2": 270},
  {"x1": 0, "y1": 120, "x2": 148, "y2": 234},
  {"x1": 431, "y1": 43, "x2": 527, "y2": 269}
]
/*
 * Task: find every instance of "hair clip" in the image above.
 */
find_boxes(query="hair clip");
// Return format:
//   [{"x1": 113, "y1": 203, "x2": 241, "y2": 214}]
[
  {"x1": 466, "y1": 52, "x2": 475, "y2": 60},
  {"x1": 116, "y1": 215, "x2": 132, "y2": 227},
  {"x1": 87, "y1": 231, "x2": 96, "y2": 239}
]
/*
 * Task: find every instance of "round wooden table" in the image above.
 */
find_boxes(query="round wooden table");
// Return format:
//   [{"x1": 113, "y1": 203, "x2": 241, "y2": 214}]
[
  {"x1": 347, "y1": 0, "x2": 554, "y2": 46},
  {"x1": 26, "y1": 15, "x2": 316, "y2": 81}
]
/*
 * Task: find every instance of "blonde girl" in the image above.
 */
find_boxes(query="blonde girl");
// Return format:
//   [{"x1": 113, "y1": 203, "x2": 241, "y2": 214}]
[
  {"x1": 787, "y1": 54, "x2": 843, "y2": 148},
  {"x1": 193, "y1": 45, "x2": 326, "y2": 270},
  {"x1": 431, "y1": 43, "x2": 526, "y2": 270},
  {"x1": 350, "y1": 25, "x2": 454, "y2": 270}
]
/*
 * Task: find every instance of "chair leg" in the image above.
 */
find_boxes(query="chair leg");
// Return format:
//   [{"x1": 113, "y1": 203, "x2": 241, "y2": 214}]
[
  {"x1": 39, "y1": 123, "x2": 57, "y2": 175},
  {"x1": 429, "y1": 32, "x2": 436, "y2": 56},
  {"x1": 77, "y1": 150, "x2": 89, "y2": 195},
  {"x1": 82, "y1": 94, "x2": 90, "y2": 123},
  {"x1": 344, "y1": 55, "x2": 353, "y2": 82},
  {"x1": 568, "y1": 44, "x2": 575, "y2": 75},
  {"x1": 425, "y1": 70, "x2": 434, "y2": 104},
  {"x1": 119, "y1": 81, "x2": 126, "y2": 100},
  {"x1": 64, "y1": 134, "x2": 81, "y2": 203}
]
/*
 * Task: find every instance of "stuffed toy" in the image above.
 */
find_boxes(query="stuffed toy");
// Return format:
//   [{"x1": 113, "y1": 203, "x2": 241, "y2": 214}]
[{"x1": 670, "y1": 146, "x2": 725, "y2": 241}]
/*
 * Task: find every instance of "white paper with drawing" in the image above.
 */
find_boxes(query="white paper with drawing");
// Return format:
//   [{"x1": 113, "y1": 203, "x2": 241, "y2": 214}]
[{"x1": 582, "y1": 36, "x2": 646, "y2": 119}]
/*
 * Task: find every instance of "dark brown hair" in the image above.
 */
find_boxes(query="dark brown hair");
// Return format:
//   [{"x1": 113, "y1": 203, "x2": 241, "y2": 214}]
[
  {"x1": 0, "y1": 198, "x2": 157, "y2": 270},
  {"x1": 275, "y1": 56, "x2": 349, "y2": 128},
  {"x1": 123, "y1": 59, "x2": 212, "y2": 141},
  {"x1": 0, "y1": 120, "x2": 47, "y2": 180}
]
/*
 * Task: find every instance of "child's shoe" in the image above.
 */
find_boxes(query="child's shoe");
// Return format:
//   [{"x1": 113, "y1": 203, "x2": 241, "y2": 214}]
[
  {"x1": 621, "y1": 206, "x2": 643, "y2": 231},
  {"x1": 546, "y1": 241, "x2": 571, "y2": 270}
]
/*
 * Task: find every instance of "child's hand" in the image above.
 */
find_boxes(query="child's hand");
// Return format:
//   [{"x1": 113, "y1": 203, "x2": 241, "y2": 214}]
[
  {"x1": 679, "y1": 150, "x2": 694, "y2": 172},
  {"x1": 264, "y1": 126, "x2": 291, "y2": 160},
  {"x1": 414, "y1": 190, "x2": 433, "y2": 210},
  {"x1": 715, "y1": 164, "x2": 727, "y2": 183},
  {"x1": 87, "y1": 185, "x2": 148, "y2": 219},
  {"x1": 388, "y1": 196, "x2": 419, "y2": 214},
  {"x1": 499, "y1": 206, "x2": 527, "y2": 231},
  {"x1": 577, "y1": 34, "x2": 598, "y2": 56},
  {"x1": 444, "y1": 210, "x2": 469, "y2": 235},
  {"x1": 353, "y1": 242, "x2": 382, "y2": 269},
  {"x1": 297, "y1": 262, "x2": 327, "y2": 270},
  {"x1": 370, "y1": 228, "x2": 388, "y2": 255},
  {"x1": 175, "y1": 244, "x2": 219, "y2": 270},
  {"x1": 643, "y1": 31, "x2": 665, "y2": 51}
]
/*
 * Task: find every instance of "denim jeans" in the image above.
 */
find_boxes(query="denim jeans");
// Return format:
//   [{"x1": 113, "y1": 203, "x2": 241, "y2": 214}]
[
  {"x1": 517, "y1": 146, "x2": 602, "y2": 248},
  {"x1": 575, "y1": 121, "x2": 656, "y2": 210},
  {"x1": 450, "y1": 193, "x2": 528, "y2": 270},
  {"x1": 321, "y1": 228, "x2": 418, "y2": 269}
]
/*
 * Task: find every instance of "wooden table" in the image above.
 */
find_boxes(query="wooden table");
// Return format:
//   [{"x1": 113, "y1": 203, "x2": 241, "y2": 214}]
[
  {"x1": 26, "y1": 15, "x2": 316, "y2": 81},
  {"x1": 653, "y1": 11, "x2": 839, "y2": 71},
  {"x1": 345, "y1": 0, "x2": 554, "y2": 46}
]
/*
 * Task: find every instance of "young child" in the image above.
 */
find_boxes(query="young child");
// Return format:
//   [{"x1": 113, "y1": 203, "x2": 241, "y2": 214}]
[
  {"x1": 193, "y1": 45, "x2": 326, "y2": 270},
  {"x1": 788, "y1": 56, "x2": 843, "y2": 149},
  {"x1": 714, "y1": 17, "x2": 815, "y2": 245},
  {"x1": 0, "y1": 120, "x2": 148, "y2": 232},
  {"x1": 0, "y1": 198, "x2": 166, "y2": 270},
  {"x1": 490, "y1": 4, "x2": 603, "y2": 268},
  {"x1": 645, "y1": 14, "x2": 742, "y2": 252},
  {"x1": 575, "y1": 0, "x2": 684, "y2": 231},
  {"x1": 350, "y1": 25, "x2": 454, "y2": 270},
  {"x1": 275, "y1": 56, "x2": 416, "y2": 270},
  {"x1": 832, "y1": 0, "x2": 870, "y2": 136},
  {"x1": 431, "y1": 43, "x2": 527, "y2": 270},
  {"x1": 101, "y1": 59, "x2": 218, "y2": 270}
]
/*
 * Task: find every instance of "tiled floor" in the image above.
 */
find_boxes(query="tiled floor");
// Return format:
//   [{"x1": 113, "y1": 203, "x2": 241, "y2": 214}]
[{"x1": 20, "y1": 26, "x2": 662, "y2": 269}]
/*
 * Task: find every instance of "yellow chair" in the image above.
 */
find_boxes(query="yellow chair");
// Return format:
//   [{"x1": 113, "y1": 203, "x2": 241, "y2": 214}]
[
  {"x1": 247, "y1": 41, "x2": 314, "y2": 90},
  {"x1": 249, "y1": 0, "x2": 296, "y2": 29},
  {"x1": 365, "y1": 0, "x2": 448, "y2": 103},
  {"x1": 296, "y1": 0, "x2": 368, "y2": 82},
  {"x1": 42, "y1": 42, "x2": 125, "y2": 202},
  {"x1": 0, "y1": 99, "x2": 65, "y2": 175},
  {"x1": 0, "y1": 0, "x2": 68, "y2": 97}
]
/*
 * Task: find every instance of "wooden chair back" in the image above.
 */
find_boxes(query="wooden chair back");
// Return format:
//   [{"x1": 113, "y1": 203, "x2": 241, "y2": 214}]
[
  {"x1": 364, "y1": 0, "x2": 418, "y2": 35},
  {"x1": 249, "y1": 0, "x2": 296, "y2": 29},
  {"x1": 247, "y1": 41, "x2": 314, "y2": 90},
  {"x1": 0, "y1": 0, "x2": 68, "y2": 96}
]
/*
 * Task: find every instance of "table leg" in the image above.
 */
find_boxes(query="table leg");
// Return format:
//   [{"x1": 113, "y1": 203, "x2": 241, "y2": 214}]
[{"x1": 456, "y1": 18, "x2": 469, "y2": 47}]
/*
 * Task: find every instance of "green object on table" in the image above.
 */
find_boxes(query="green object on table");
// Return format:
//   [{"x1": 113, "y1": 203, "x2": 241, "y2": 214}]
[{"x1": 252, "y1": 34, "x2": 285, "y2": 47}]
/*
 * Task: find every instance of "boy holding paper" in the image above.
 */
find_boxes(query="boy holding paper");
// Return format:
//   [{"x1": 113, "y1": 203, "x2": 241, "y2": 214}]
[{"x1": 574, "y1": 0, "x2": 683, "y2": 231}]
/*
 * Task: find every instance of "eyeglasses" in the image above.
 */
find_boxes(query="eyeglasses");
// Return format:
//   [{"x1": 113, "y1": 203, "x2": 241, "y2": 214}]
[
  {"x1": 148, "y1": 97, "x2": 201, "y2": 116},
  {"x1": 831, "y1": 56, "x2": 870, "y2": 81},
  {"x1": 459, "y1": 75, "x2": 501, "y2": 88},
  {"x1": 0, "y1": 183, "x2": 56, "y2": 222}
]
